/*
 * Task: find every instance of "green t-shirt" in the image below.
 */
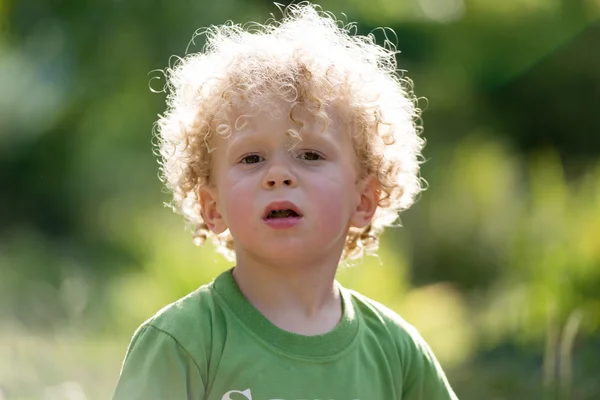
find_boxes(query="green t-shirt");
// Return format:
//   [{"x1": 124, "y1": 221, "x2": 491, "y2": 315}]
[{"x1": 112, "y1": 268, "x2": 458, "y2": 399}]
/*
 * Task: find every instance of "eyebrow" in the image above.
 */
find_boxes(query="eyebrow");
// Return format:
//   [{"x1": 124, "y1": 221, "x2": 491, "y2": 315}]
[
  {"x1": 298, "y1": 129, "x2": 337, "y2": 148},
  {"x1": 227, "y1": 132, "x2": 251, "y2": 147},
  {"x1": 225, "y1": 125, "x2": 338, "y2": 154},
  {"x1": 225, "y1": 132, "x2": 266, "y2": 156}
]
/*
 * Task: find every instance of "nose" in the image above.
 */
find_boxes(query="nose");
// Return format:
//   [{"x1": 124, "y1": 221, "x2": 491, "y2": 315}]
[{"x1": 262, "y1": 160, "x2": 297, "y2": 190}]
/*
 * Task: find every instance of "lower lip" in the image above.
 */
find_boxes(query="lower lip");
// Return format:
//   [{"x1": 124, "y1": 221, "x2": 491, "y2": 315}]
[{"x1": 262, "y1": 217, "x2": 302, "y2": 229}]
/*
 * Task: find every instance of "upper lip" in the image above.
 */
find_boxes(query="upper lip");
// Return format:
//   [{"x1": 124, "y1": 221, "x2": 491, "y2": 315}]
[{"x1": 262, "y1": 201, "x2": 303, "y2": 218}]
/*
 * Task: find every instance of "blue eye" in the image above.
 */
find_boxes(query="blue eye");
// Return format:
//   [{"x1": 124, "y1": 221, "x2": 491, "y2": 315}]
[
  {"x1": 241, "y1": 154, "x2": 264, "y2": 164},
  {"x1": 299, "y1": 151, "x2": 324, "y2": 161}
]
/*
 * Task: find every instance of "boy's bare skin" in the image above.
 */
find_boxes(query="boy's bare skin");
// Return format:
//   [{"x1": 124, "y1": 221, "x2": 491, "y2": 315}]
[
  {"x1": 199, "y1": 104, "x2": 378, "y2": 336},
  {"x1": 113, "y1": 6, "x2": 458, "y2": 399}
]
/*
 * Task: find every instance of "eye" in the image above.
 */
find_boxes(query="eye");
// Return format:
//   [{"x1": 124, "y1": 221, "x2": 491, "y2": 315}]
[
  {"x1": 240, "y1": 154, "x2": 264, "y2": 164},
  {"x1": 298, "y1": 151, "x2": 324, "y2": 161}
]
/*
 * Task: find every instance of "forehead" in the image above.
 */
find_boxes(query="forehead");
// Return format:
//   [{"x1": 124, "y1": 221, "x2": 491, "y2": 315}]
[{"x1": 226, "y1": 100, "x2": 349, "y2": 140}]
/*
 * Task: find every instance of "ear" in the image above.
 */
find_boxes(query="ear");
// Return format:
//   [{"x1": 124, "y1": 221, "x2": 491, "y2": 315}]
[
  {"x1": 199, "y1": 185, "x2": 228, "y2": 234},
  {"x1": 350, "y1": 175, "x2": 379, "y2": 229}
]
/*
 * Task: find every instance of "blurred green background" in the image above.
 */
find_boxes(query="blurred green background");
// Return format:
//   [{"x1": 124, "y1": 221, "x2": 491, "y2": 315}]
[{"x1": 1, "y1": 0, "x2": 599, "y2": 399}]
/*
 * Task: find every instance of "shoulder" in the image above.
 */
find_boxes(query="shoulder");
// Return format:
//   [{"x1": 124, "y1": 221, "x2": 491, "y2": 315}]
[
  {"x1": 147, "y1": 282, "x2": 217, "y2": 333},
  {"x1": 113, "y1": 285, "x2": 215, "y2": 399},
  {"x1": 346, "y1": 289, "x2": 437, "y2": 368},
  {"x1": 347, "y1": 289, "x2": 458, "y2": 399},
  {"x1": 130, "y1": 281, "x2": 220, "y2": 359},
  {"x1": 347, "y1": 288, "x2": 419, "y2": 342}
]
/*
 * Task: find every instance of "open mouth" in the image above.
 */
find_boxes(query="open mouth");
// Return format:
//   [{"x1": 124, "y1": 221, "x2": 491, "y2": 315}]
[
  {"x1": 266, "y1": 209, "x2": 301, "y2": 219},
  {"x1": 262, "y1": 201, "x2": 303, "y2": 220},
  {"x1": 262, "y1": 202, "x2": 303, "y2": 229}
]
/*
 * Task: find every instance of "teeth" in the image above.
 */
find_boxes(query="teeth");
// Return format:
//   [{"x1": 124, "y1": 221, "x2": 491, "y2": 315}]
[{"x1": 268, "y1": 209, "x2": 298, "y2": 218}]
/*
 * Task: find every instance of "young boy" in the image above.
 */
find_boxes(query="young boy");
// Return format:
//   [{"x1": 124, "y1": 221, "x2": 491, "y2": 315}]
[{"x1": 113, "y1": 2, "x2": 458, "y2": 399}]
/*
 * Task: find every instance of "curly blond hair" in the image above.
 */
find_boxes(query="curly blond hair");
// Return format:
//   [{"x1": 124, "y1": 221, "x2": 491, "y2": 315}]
[{"x1": 155, "y1": 2, "x2": 425, "y2": 262}]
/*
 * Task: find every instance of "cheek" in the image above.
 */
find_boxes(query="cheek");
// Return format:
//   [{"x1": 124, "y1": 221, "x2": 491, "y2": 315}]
[
  {"x1": 318, "y1": 201, "x2": 346, "y2": 227},
  {"x1": 219, "y1": 178, "x2": 257, "y2": 231},
  {"x1": 309, "y1": 172, "x2": 357, "y2": 224}
]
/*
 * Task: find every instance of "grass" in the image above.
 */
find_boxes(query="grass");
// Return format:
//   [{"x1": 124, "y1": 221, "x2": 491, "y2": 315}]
[{"x1": 0, "y1": 325, "x2": 125, "y2": 400}]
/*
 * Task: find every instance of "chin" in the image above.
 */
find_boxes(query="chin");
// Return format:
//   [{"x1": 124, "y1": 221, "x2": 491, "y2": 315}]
[{"x1": 250, "y1": 241, "x2": 325, "y2": 265}]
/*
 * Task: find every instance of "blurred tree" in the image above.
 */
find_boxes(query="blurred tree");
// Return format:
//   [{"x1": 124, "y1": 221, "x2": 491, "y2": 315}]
[
  {"x1": 490, "y1": 21, "x2": 600, "y2": 166},
  {"x1": 1, "y1": 0, "x2": 600, "y2": 397}
]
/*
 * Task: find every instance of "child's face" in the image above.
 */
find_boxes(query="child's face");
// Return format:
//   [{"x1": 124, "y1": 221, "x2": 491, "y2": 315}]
[{"x1": 200, "y1": 104, "x2": 377, "y2": 266}]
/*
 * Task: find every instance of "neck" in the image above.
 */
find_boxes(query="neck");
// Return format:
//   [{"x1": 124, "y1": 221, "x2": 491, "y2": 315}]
[{"x1": 232, "y1": 250, "x2": 342, "y2": 335}]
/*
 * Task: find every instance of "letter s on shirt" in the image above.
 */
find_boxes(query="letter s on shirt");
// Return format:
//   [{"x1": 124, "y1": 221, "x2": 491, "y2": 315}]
[{"x1": 222, "y1": 389, "x2": 253, "y2": 400}]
